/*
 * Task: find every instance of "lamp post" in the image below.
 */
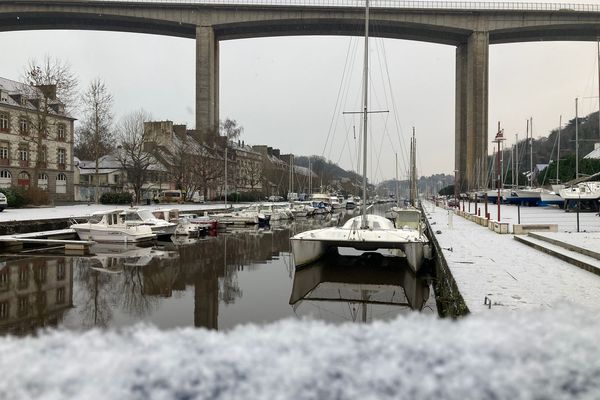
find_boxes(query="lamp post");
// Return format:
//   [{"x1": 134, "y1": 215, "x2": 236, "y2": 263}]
[
  {"x1": 493, "y1": 122, "x2": 506, "y2": 221},
  {"x1": 453, "y1": 169, "x2": 459, "y2": 208}
]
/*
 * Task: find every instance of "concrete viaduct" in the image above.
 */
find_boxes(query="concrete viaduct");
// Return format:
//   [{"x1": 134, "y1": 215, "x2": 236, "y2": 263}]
[{"x1": 3, "y1": 0, "x2": 600, "y2": 191}]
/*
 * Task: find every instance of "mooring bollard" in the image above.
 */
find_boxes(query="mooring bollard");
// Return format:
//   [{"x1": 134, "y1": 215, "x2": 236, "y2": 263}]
[
  {"x1": 448, "y1": 210, "x2": 453, "y2": 229},
  {"x1": 577, "y1": 198, "x2": 581, "y2": 233}
]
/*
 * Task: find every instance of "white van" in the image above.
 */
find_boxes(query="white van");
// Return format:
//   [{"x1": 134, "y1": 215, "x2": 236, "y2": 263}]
[{"x1": 157, "y1": 190, "x2": 184, "y2": 204}]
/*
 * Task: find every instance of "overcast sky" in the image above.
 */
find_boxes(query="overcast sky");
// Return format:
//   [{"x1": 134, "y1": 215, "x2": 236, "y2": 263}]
[{"x1": 1, "y1": 1, "x2": 599, "y2": 182}]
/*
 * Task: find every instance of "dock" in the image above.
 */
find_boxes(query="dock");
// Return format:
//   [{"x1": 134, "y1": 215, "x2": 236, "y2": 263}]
[
  {"x1": 424, "y1": 201, "x2": 600, "y2": 314},
  {"x1": 0, "y1": 229, "x2": 94, "y2": 255}
]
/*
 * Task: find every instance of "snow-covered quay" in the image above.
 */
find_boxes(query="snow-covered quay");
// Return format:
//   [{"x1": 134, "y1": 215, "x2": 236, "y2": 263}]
[
  {"x1": 424, "y1": 202, "x2": 600, "y2": 313},
  {"x1": 1, "y1": 306, "x2": 599, "y2": 400}
]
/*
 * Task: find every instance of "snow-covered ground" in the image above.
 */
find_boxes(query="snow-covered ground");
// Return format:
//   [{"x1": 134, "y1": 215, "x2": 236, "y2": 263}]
[
  {"x1": 0, "y1": 203, "x2": 236, "y2": 222},
  {"x1": 1, "y1": 305, "x2": 599, "y2": 400},
  {"x1": 424, "y1": 202, "x2": 600, "y2": 313},
  {"x1": 460, "y1": 201, "x2": 600, "y2": 232}
]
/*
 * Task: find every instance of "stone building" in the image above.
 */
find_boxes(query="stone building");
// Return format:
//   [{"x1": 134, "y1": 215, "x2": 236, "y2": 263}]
[{"x1": 0, "y1": 77, "x2": 75, "y2": 201}]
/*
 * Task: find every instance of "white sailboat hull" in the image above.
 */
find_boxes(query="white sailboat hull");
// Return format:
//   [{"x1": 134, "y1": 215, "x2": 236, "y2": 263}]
[{"x1": 291, "y1": 215, "x2": 429, "y2": 272}]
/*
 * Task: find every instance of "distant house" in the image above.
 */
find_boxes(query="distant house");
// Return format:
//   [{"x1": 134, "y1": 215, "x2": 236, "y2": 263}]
[
  {"x1": 0, "y1": 76, "x2": 75, "y2": 201},
  {"x1": 583, "y1": 143, "x2": 600, "y2": 159}
]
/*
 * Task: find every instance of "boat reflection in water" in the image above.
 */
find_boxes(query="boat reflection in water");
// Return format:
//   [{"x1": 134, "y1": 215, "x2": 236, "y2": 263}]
[
  {"x1": 0, "y1": 257, "x2": 74, "y2": 336},
  {"x1": 290, "y1": 253, "x2": 435, "y2": 323}
]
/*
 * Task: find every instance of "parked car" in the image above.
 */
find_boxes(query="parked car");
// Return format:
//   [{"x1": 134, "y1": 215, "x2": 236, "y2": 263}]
[
  {"x1": 268, "y1": 195, "x2": 284, "y2": 202},
  {"x1": 0, "y1": 192, "x2": 7, "y2": 211},
  {"x1": 156, "y1": 190, "x2": 184, "y2": 204}
]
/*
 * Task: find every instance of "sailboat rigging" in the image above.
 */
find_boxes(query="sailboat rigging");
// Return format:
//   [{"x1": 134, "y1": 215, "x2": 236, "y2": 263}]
[{"x1": 290, "y1": 0, "x2": 431, "y2": 272}]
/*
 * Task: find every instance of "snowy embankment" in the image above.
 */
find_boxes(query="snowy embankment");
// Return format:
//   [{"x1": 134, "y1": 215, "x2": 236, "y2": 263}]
[
  {"x1": 1, "y1": 306, "x2": 599, "y2": 400},
  {"x1": 0, "y1": 203, "x2": 234, "y2": 223}
]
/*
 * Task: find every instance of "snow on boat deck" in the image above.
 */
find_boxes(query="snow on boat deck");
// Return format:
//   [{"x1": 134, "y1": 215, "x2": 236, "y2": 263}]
[{"x1": 424, "y1": 202, "x2": 600, "y2": 313}]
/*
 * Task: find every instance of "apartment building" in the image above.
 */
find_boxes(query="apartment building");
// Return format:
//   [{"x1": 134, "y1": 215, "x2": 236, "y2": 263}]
[{"x1": 0, "y1": 77, "x2": 75, "y2": 201}]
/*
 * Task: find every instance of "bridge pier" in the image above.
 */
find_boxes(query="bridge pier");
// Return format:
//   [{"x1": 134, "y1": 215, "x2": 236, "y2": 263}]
[
  {"x1": 196, "y1": 26, "x2": 220, "y2": 142},
  {"x1": 455, "y1": 31, "x2": 489, "y2": 192}
]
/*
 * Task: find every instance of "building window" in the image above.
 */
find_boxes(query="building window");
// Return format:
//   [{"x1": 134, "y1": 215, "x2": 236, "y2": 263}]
[
  {"x1": 34, "y1": 265, "x2": 47, "y2": 284},
  {"x1": 0, "y1": 301, "x2": 9, "y2": 320},
  {"x1": 38, "y1": 172, "x2": 49, "y2": 190},
  {"x1": 0, "y1": 113, "x2": 8, "y2": 132},
  {"x1": 56, "y1": 262, "x2": 65, "y2": 280},
  {"x1": 56, "y1": 173, "x2": 67, "y2": 194},
  {"x1": 19, "y1": 147, "x2": 28, "y2": 162},
  {"x1": 17, "y1": 296, "x2": 28, "y2": 316},
  {"x1": 57, "y1": 148, "x2": 66, "y2": 166},
  {"x1": 0, "y1": 144, "x2": 8, "y2": 166},
  {"x1": 57, "y1": 124, "x2": 66, "y2": 141},
  {"x1": 0, "y1": 169, "x2": 11, "y2": 188},
  {"x1": 18, "y1": 265, "x2": 29, "y2": 289},
  {"x1": 17, "y1": 171, "x2": 30, "y2": 189},
  {"x1": 56, "y1": 287, "x2": 65, "y2": 304},
  {"x1": 19, "y1": 118, "x2": 28, "y2": 135},
  {"x1": 0, "y1": 267, "x2": 8, "y2": 291}
]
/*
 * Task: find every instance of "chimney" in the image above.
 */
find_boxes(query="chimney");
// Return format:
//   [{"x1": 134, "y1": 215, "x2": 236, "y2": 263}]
[
  {"x1": 595, "y1": 143, "x2": 600, "y2": 151},
  {"x1": 36, "y1": 84, "x2": 57, "y2": 100},
  {"x1": 273, "y1": 149, "x2": 280, "y2": 158},
  {"x1": 242, "y1": 140, "x2": 245, "y2": 147}
]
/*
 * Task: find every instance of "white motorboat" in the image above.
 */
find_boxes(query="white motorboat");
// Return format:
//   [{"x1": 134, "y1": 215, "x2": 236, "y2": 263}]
[
  {"x1": 121, "y1": 208, "x2": 177, "y2": 238},
  {"x1": 345, "y1": 197, "x2": 356, "y2": 209},
  {"x1": 255, "y1": 203, "x2": 290, "y2": 221},
  {"x1": 151, "y1": 208, "x2": 202, "y2": 236},
  {"x1": 290, "y1": 202, "x2": 309, "y2": 217},
  {"x1": 70, "y1": 210, "x2": 156, "y2": 243},
  {"x1": 330, "y1": 195, "x2": 342, "y2": 209},
  {"x1": 179, "y1": 213, "x2": 219, "y2": 231},
  {"x1": 213, "y1": 208, "x2": 269, "y2": 225}
]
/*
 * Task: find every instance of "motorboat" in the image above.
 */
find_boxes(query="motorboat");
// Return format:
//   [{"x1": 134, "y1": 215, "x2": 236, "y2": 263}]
[
  {"x1": 213, "y1": 208, "x2": 269, "y2": 225},
  {"x1": 121, "y1": 208, "x2": 177, "y2": 239},
  {"x1": 330, "y1": 195, "x2": 342, "y2": 209},
  {"x1": 256, "y1": 203, "x2": 291, "y2": 221},
  {"x1": 345, "y1": 197, "x2": 356, "y2": 209},
  {"x1": 151, "y1": 209, "x2": 202, "y2": 236},
  {"x1": 179, "y1": 213, "x2": 219, "y2": 231},
  {"x1": 70, "y1": 210, "x2": 156, "y2": 243},
  {"x1": 290, "y1": 202, "x2": 309, "y2": 218}
]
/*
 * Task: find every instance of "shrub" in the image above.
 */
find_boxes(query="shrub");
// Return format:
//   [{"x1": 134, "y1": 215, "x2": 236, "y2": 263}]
[
  {"x1": 24, "y1": 187, "x2": 50, "y2": 206},
  {"x1": 100, "y1": 192, "x2": 133, "y2": 204},
  {"x1": 0, "y1": 187, "x2": 27, "y2": 208}
]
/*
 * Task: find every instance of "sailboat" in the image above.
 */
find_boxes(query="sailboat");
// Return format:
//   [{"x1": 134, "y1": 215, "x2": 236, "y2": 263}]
[{"x1": 290, "y1": 0, "x2": 431, "y2": 273}]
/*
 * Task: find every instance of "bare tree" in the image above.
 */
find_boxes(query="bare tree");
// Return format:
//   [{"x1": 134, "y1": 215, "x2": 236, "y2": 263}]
[
  {"x1": 192, "y1": 143, "x2": 223, "y2": 200},
  {"x1": 116, "y1": 110, "x2": 155, "y2": 204},
  {"x1": 20, "y1": 56, "x2": 78, "y2": 191},
  {"x1": 79, "y1": 78, "x2": 114, "y2": 202},
  {"x1": 220, "y1": 118, "x2": 243, "y2": 140},
  {"x1": 166, "y1": 134, "x2": 200, "y2": 201}
]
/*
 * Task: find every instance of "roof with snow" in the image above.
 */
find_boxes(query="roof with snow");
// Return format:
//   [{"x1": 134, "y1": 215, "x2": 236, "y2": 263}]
[
  {"x1": 0, "y1": 76, "x2": 73, "y2": 119},
  {"x1": 584, "y1": 144, "x2": 600, "y2": 159}
]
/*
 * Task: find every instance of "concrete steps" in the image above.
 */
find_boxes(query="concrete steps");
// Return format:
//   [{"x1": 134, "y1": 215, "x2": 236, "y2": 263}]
[{"x1": 514, "y1": 234, "x2": 600, "y2": 276}]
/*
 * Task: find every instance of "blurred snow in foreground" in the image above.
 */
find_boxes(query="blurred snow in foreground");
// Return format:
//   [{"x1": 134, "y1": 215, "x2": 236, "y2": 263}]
[{"x1": 0, "y1": 304, "x2": 598, "y2": 400}]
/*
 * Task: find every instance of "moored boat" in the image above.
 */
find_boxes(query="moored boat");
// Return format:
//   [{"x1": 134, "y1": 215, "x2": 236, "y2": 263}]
[{"x1": 70, "y1": 210, "x2": 156, "y2": 243}]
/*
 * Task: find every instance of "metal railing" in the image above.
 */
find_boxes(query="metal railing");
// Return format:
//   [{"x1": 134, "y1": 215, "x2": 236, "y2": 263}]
[{"x1": 75, "y1": 0, "x2": 600, "y2": 12}]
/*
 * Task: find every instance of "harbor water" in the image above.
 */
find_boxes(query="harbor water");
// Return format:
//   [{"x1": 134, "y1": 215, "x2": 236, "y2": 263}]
[{"x1": 0, "y1": 205, "x2": 437, "y2": 335}]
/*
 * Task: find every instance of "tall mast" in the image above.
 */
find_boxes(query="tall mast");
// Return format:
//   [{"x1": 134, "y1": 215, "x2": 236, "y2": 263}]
[
  {"x1": 557, "y1": 115, "x2": 561, "y2": 183},
  {"x1": 529, "y1": 117, "x2": 533, "y2": 187},
  {"x1": 515, "y1": 133, "x2": 519, "y2": 189},
  {"x1": 395, "y1": 152, "x2": 399, "y2": 207},
  {"x1": 598, "y1": 39, "x2": 600, "y2": 140},
  {"x1": 576, "y1": 97, "x2": 579, "y2": 179},
  {"x1": 360, "y1": 0, "x2": 369, "y2": 229}
]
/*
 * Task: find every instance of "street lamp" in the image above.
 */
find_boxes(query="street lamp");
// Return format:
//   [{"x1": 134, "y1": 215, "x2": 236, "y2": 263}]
[
  {"x1": 453, "y1": 169, "x2": 459, "y2": 208},
  {"x1": 493, "y1": 122, "x2": 506, "y2": 222}
]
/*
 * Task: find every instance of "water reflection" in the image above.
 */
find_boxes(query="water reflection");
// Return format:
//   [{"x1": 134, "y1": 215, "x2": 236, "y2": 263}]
[
  {"x1": 0, "y1": 207, "x2": 436, "y2": 334},
  {"x1": 0, "y1": 257, "x2": 73, "y2": 335},
  {"x1": 290, "y1": 254, "x2": 435, "y2": 323}
]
